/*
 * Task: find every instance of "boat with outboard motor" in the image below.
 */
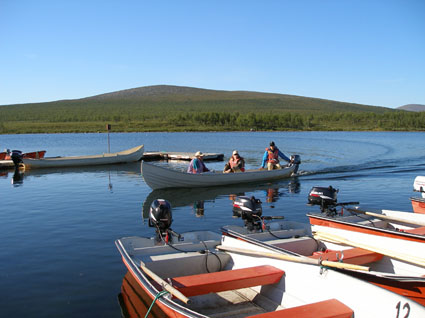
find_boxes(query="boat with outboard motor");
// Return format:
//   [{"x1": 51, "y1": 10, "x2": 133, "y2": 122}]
[
  {"x1": 0, "y1": 150, "x2": 47, "y2": 169},
  {"x1": 305, "y1": 186, "x2": 425, "y2": 270},
  {"x1": 411, "y1": 176, "x2": 425, "y2": 214},
  {"x1": 141, "y1": 155, "x2": 300, "y2": 190},
  {"x1": 115, "y1": 198, "x2": 425, "y2": 317},
  {"x1": 226, "y1": 195, "x2": 425, "y2": 305},
  {"x1": 21, "y1": 145, "x2": 144, "y2": 169}
]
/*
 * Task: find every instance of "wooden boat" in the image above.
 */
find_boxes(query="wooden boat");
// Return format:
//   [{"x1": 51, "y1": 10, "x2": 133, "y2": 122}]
[
  {"x1": 222, "y1": 220, "x2": 425, "y2": 305},
  {"x1": 308, "y1": 208, "x2": 425, "y2": 270},
  {"x1": 116, "y1": 230, "x2": 425, "y2": 317},
  {"x1": 411, "y1": 176, "x2": 425, "y2": 214},
  {"x1": 21, "y1": 145, "x2": 144, "y2": 169},
  {"x1": 141, "y1": 160, "x2": 300, "y2": 190}
]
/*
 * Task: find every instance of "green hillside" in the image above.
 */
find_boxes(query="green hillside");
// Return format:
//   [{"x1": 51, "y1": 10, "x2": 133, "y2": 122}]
[{"x1": 0, "y1": 85, "x2": 424, "y2": 133}]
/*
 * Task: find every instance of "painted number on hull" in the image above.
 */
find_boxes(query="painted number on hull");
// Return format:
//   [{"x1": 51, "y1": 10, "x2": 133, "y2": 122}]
[{"x1": 396, "y1": 301, "x2": 410, "y2": 318}]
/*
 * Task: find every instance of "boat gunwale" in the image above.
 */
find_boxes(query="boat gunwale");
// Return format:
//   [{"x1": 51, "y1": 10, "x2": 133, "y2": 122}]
[
  {"x1": 115, "y1": 238, "x2": 208, "y2": 318},
  {"x1": 307, "y1": 213, "x2": 425, "y2": 242}
]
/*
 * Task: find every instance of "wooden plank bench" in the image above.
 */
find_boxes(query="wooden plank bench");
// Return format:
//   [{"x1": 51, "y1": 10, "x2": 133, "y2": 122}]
[
  {"x1": 246, "y1": 299, "x2": 353, "y2": 318},
  {"x1": 309, "y1": 247, "x2": 383, "y2": 265},
  {"x1": 170, "y1": 265, "x2": 284, "y2": 297}
]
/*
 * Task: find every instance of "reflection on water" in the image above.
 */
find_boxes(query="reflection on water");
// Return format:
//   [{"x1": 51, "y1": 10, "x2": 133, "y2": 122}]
[
  {"x1": 11, "y1": 169, "x2": 24, "y2": 187},
  {"x1": 142, "y1": 177, "x2": 301, "y2": 220},
  {"x1": 118, "y1": 272, "x2": 167, "y2": 318}
]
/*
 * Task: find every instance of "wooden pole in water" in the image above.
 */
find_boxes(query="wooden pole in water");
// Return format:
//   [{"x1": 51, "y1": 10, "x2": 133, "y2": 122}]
[{"x1": 106, "y1": 124, "x2": 111, "y2": 153}]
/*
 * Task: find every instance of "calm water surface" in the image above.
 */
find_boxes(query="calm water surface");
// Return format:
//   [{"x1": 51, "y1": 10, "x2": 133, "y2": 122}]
[{"x1": 0, "y1": 132, "x2": 424, "y2": 317}]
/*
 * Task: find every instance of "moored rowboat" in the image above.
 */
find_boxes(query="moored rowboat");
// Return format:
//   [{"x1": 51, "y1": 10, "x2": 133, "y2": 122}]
[
  {"x1": 308, "y1": 208, "x2": 425, "y2": 269},
  {"x1": 222, "y1": 220, "x2": 425, "y2": 305},
  {"x1": 22, "y1": 145, "x2": 144, "y2": 169},
  {"x1": 116, "y1": 229, "x2": 425, "y2": 317},
  {"x1": 141, "y1": 160, "x2": 300, "y2": 190}
]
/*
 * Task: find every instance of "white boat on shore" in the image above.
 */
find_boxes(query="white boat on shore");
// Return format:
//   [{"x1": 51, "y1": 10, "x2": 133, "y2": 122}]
[
  {"x1": 141, "y1": 158, "x2": 300, "y2": 190},
  {"x1": 22, "y1": 145, "x2": 144, "y2": 169}
]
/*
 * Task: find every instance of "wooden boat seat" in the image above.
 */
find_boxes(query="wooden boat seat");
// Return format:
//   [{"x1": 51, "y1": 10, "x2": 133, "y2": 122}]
[
  {"x1": 170, "y1": 265, "x2": 284, "y2": 297},
  {"x1": 309, "y1": 247, "x2": 383, "y2": 265},
  {"x1": 245, "y1": 299, "x2": 353, "y2": 318},
  {"x1": 401, "y1": 226, "x2": 425, "y2": 235}
]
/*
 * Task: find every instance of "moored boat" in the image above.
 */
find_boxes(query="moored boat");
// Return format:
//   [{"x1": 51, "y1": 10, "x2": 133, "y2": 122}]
[
  {"x1": 411, "y1": 176, "x2": 425, "y2": 214},
  {"x1": 141, "y1": 156, "x2": 300, "y2": 190},
  {"x1": 22, "y1": 145, "x2": 144, "y2": 169},
  {"x1": 116, "y1": 229, "x2": 425, "y2": 317},
  {"x1": 305, "y1": 186, "x2": 425, "y2": 276},
  {"x1": 0, "y1": 150, "x2": 47, "y2": 169},
  {"x1": 222, "y1": 218, "x2": 425, "y2": 306},
  {"x1": 115, "y1": 199, "x2": 425, "y2": 317}
]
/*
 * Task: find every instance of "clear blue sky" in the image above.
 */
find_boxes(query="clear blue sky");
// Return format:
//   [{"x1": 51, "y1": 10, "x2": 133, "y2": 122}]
[{"x1": 1, "y1": 0, "x2": 424, "y2": 108}]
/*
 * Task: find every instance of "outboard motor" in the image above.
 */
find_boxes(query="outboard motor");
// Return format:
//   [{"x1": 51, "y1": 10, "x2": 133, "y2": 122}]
[
  {"x1": 148, "y1": 199, "x2": 175, "y2": 242},
  {"x1": 233, "y1": 196, "x2": 263, "y2": 231},
  {"x1": 308, "y1": 186, "x2": 359, "y2": 216},
  {"x1": 290, "y1": 155, "x2": 301, "y2": 174},
  {"x1": 10, "y1": 150, "x2": 23, "y2": 169}
]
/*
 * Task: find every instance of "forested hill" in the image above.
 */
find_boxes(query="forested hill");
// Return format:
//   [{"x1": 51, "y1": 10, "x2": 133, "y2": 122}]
[
  {"x1": 0, "y1": 85, "x2": 424, "y2": 133},
  {"x1": 82, "y1": 85, "x2": 389, "y2": 113},
  {"x1": 397, "y1": 104, "x2": 425, "y2": 112}
]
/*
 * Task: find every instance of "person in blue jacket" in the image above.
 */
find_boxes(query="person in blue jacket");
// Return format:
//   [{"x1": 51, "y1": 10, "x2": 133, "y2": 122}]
[
  {"x1": 261, "y1": 141, "x2": 290, "y2": 170},
  {"x1": 187, "y1": 151, "x2": 210, "y2": 174}
]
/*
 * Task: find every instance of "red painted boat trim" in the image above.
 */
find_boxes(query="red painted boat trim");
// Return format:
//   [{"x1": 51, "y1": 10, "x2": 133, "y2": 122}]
[
  {"x1": 171, "y1": 265, "x2": 284, "y2": 297},
  {"x1": 411, "y1": 197, "x2": 425, "y2": 214},
  {"x1": 246, "y1": 299, "x2": 354, "y2": 318},
  {"x1": 308, "y1": 214, "x2": 425, "y2": 243}
]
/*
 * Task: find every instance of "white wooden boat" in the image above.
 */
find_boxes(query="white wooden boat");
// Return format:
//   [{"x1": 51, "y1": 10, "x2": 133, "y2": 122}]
[
  {"x1": 116, "y1": 230, "x2": 425, "y2": 318},
  {"x1": 141, "y1": 160, "x2": 299, "y2": 190},
  {"x1": 222, "y1": 220, "x2": 425, "y2": 305},
  {"x1": 308, "y1": 208, "x2": 425, "y2": 271},
  {"x1": 22, "y1": 145, "x2": 144, "y2": 169},
  {"x1": 411, "y1": 176, "x2": 425, "y2": 214}
]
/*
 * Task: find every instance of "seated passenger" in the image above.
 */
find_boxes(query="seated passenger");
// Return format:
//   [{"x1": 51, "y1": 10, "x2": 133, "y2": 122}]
[
  {"x1": 223, "y1": 150, "x2": 245, "y2": 173},
  {"x1": 187, "y1": 151, "x2": 210, "y2": 174}
]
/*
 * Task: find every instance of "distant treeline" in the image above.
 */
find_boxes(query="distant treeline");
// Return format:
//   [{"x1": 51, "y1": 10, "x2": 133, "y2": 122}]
[{"x1": 1, "y1": 108, "x2": 424, "y2": 133}]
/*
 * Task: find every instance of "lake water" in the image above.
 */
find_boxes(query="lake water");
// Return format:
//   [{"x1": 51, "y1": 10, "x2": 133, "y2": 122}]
[{"x1": 0, "y1": 131, "x2": 424, "y2": 317}]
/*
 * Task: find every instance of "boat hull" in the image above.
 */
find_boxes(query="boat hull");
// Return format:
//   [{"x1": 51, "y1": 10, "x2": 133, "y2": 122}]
[
  {"x1": 22, "y1": 145, "x2": 144, "y2": 169},
  {"x1": 142, "y1": 161, "x2": 298, "y2": 190},
  {"x1": 411, "y1": 197, "x2": 425, "y2": 214}
]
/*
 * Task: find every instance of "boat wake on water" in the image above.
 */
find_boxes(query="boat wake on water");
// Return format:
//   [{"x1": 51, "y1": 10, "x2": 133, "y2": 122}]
[{"x1": 299, "y1": 156, "x2": 425, "y2": 181}]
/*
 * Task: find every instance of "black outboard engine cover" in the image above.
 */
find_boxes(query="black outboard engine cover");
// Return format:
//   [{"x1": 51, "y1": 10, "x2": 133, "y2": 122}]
[
  {"x1": 149, "y1": 199, "x2": 172, "y2": 238},
  {"x1": 308, "y1": 186, "x2": 338, "y2": 214},
  {"x1": 289, "y1": 155, "x2": 301, "y2": 173},
  {"x1": 10, "y1": 150, "x2": 23, "y2": 168},
  {"x1": 233, "y1": 196, "x2": 263, "y2": 230}
]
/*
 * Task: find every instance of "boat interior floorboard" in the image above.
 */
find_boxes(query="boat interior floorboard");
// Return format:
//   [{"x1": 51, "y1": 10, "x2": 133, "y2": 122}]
[{"x1": 187, "y1": 288, "x2": 283, "y2": 318}]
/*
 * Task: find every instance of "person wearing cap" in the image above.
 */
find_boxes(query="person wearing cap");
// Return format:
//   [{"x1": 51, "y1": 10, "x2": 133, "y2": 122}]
[
  {"x1": 223, "y1": 150, "x2": 245, "y2": 173},
  {"x1": 187, "y1": 151, "x2": 210, "y2": 174},
  {"x1": 261, "y1": 141, "x2": 290, "y2": 170}
]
